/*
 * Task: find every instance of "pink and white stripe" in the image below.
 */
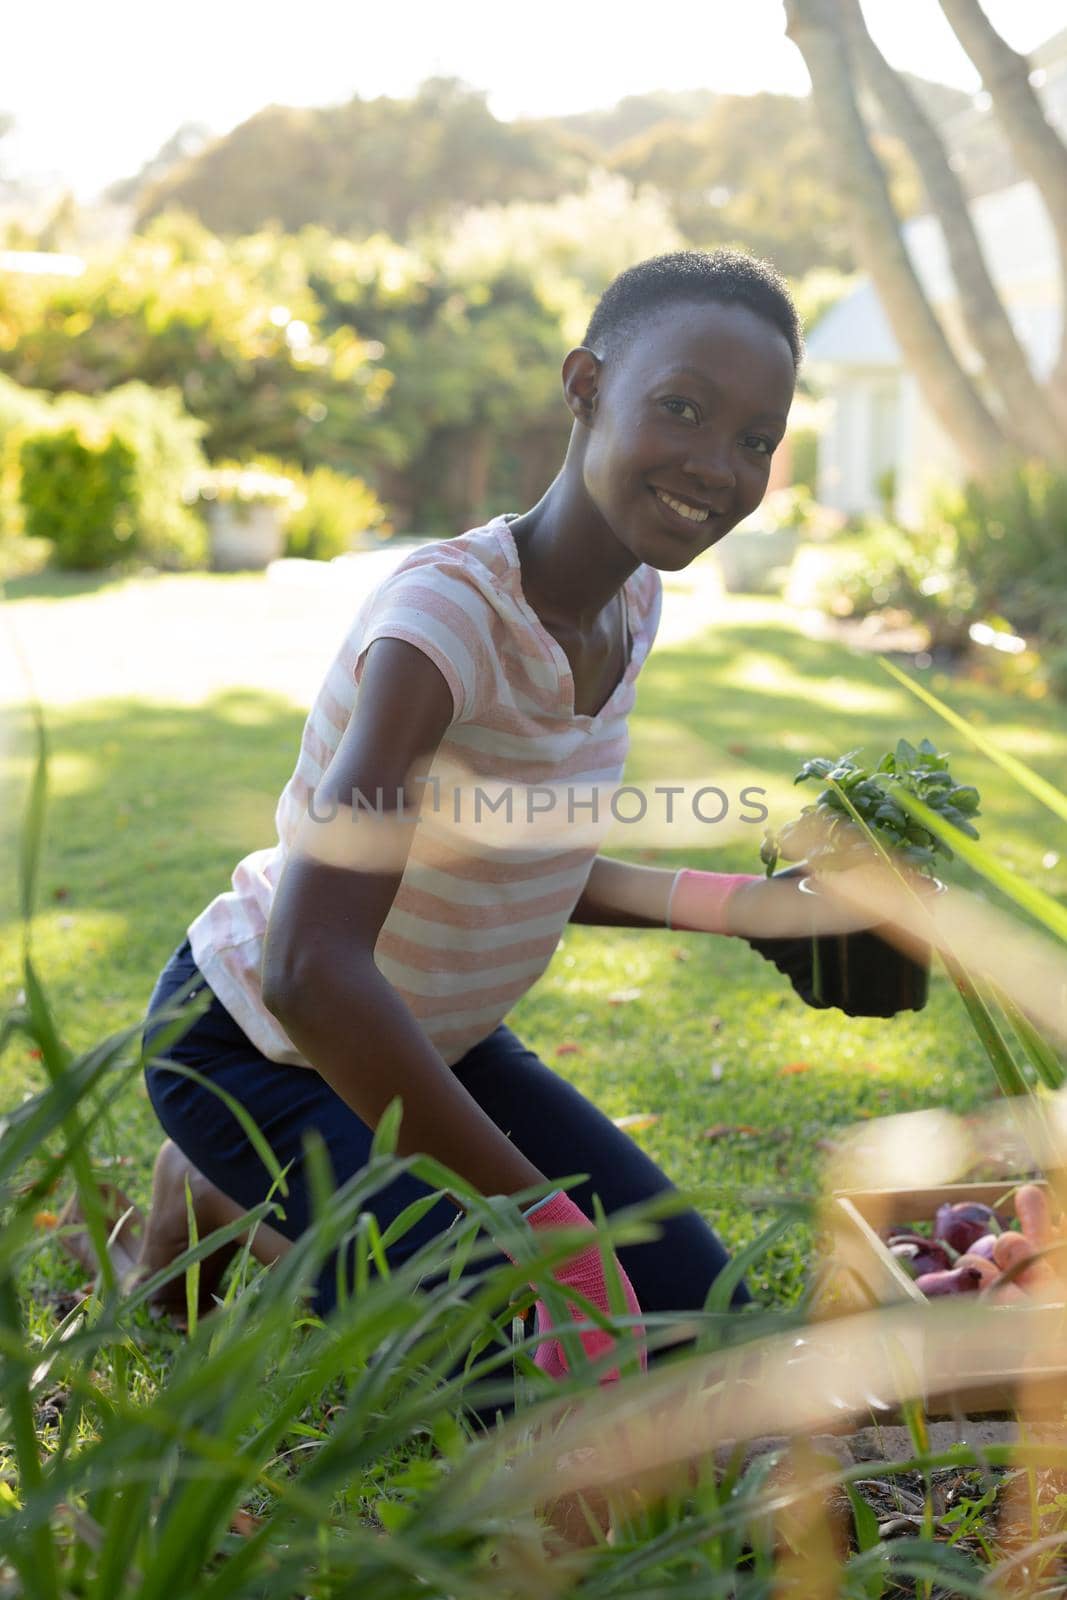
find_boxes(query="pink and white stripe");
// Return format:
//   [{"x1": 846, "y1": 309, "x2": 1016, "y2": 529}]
[{"x1": 188, "y1": 515, "x2": 662, "y2": 1066}]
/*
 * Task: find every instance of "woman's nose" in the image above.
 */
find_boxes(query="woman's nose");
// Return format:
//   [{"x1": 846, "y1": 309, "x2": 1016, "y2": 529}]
[{"x1": 682, "y1": 437, "x2": 736, "y2": 491}]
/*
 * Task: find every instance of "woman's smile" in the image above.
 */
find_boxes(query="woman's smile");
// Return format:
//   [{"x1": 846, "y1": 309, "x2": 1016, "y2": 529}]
[
  {"x1": 654, "y1": 487, "x2": 709, "y2": 521},
  {"x1": 649, "y1": 485, "x2": 724, "y2": 535}
]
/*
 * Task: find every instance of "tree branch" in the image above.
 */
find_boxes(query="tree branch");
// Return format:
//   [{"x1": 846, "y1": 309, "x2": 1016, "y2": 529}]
[
  {"x1": 939, "y1": 0, "x2": 1067, "y2": 407},
  {"x1": 837, "y1": 0, "x2": 1065, "y2": 453},
  {"x1": 785, "y1": 0, "x2": 1016, "y2": 480}
]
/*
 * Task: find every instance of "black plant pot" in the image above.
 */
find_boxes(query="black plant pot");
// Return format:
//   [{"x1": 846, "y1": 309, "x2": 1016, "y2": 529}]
[{"x1": 798, "y1": 875, "x2": 944, "y2": 1019}]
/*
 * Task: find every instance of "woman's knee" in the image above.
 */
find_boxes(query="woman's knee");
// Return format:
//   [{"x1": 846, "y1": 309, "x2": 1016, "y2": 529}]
[{"x1": 616, "y1": 1203, "x2": 752, "y2": 1316}]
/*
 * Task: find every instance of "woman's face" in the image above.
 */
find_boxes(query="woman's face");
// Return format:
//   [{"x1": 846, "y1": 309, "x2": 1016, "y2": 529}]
[{"x1": 574, "y1": 299, "x2": 797, "y2": 570}]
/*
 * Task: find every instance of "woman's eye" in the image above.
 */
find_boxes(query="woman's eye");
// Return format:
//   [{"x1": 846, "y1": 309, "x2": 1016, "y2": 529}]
[
  {"x1": 743, "y1": 434, "x2": 775, "y2": 456},
  {"x1": 662, "y1": 397, "x2": 699, "y2": 423}
]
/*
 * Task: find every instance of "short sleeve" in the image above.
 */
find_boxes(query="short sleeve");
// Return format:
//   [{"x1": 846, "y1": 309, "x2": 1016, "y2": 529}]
[{"x1": 351, "y1": 557, "x2": 487, "y2": 725}]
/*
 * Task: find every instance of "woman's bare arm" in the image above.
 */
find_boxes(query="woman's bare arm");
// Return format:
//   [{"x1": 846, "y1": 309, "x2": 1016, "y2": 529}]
[
  {"x1": 569, "y1": 854, "x2": 882, "y2": 936},
  {"x1": 262, "y1": 638, "x2": 550, "y2": 1210},
  {"x1": 568, "y1": 855, "x2": 674, "y2": 927}
]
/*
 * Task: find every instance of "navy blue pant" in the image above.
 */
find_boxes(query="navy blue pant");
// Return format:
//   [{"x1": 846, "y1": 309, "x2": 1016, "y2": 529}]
[{"x1": 143, "y1": 939, "x2": 749, "y2": 1337}]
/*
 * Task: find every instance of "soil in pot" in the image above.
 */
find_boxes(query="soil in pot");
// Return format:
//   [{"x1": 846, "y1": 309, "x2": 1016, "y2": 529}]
[{"x1": 798, "y1": 875, "x2": 944, "y2": 1019}]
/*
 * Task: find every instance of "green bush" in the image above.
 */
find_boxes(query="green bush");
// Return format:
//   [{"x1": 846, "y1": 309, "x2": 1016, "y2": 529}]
[
  {"x1": 813, "y1": 518, "x2": 975, "y2": 650},
  {"x1": 18, "y1": 422, "x2": 139, "y2": 569},
  {"x1": 283, "y1": 465, "x2": 387, "y2": 559},
  {"x1": 0, "y1": 215, "x2": 396, "y2": 485},
  {"x1": 84, "y1": 384, "x2": 209, "y2": 569},
  {"x1": 928, "y1": 463, "x2": 1067, "y2": 653},
  {"x1": 0, "y1": 371, "x2": 51, "y2": 447},
  {"x1": 921, "y1": 464, "x2": 1067, "y2": 696},
  {"x1": 0, "y1": 373, "x2": 52, "y2": 539},
  {"x1": 9, "y1": 383, "x2": 209, "y2": 570},
  {"x1": 813, "y1": 519, "x2": 910, "y2": 616}
]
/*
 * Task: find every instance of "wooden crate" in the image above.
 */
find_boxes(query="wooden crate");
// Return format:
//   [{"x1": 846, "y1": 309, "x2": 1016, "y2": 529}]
[{"x1": 822, "y1": 1181, "x2": 1067, "y2": 1417}]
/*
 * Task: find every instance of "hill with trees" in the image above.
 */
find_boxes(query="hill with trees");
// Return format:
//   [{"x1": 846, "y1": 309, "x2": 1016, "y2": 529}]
[
  {"x1": 130, "y1": 75, "x2": 961, "y2": 277},
  {"x1": 136, "y1": 79, "x2": 591, "y2": 241}
]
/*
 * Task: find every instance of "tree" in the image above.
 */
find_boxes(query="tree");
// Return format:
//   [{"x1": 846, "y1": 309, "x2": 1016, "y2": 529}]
[
  {"x1": 837, "y1": 0, "x2": 1065, "y2": 455},
  {"x1": 0, "y1": 215, "x2": 395, "y2": 474},
  {"x1": 304, "y1": 231, "x2": 570, "y2": 528},
  {"x1": 136, "y1": 81, "x2": 589, "y2": 240},
  {"x1": 611, "y1": 92, "x2": 908, "y2": 276},
  {"x1": 938, "y1": 0, "x2": 1067, "y2": 415},
  {"x1": 540, "y1": 89, "x2": 721, "y2": 155},
  {"x1": 104, "y1": 122, "x2": 213, "y2": 206},
  {"x1": 784, "y1": 0, "x2": 1067, "y2": 477}
]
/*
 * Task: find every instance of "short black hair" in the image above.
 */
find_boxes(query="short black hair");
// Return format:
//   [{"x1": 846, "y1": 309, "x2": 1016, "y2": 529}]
[{"x1": 583, "y1": 248, "x2": 803, "y2": 370}]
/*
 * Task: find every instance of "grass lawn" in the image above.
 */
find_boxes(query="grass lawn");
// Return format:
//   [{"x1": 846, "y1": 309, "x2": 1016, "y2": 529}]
[{"x1": 3, "y1": 573, "x2": 1066, "y2": 1309}]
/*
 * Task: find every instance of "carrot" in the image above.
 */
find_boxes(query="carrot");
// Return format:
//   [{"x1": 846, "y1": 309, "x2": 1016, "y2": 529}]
[
  {"x1": 992, "y1": 1228, "x2": 1059, "y2": 1297},
  {"x1": 1015, "y1": 1185, "x2": 1051, "y2": 1250},
  {"x1": 993, "y1": 1231, "x2": 1031, "y2": 1273}
]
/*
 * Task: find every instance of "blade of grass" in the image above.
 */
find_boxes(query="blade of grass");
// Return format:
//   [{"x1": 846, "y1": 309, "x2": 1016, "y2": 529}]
[
  {"x1": 900, "y1": 1399, "x2": 935, "y2": 1600},
  {"x1": 701, "y1": 1211, "x2": 797, "y2": 1319},
  {"x1": 370, "y1": 1095, "x2": 404, "y2": 1158},
  {"x1": 183, "y1": 1175, "x2": 200, "y2": 1342},
  {"x1": 17, "y1": 702, "x2": 48, "y2": 927},
  {"x1": 122, "y1": 1200, "x2": 278, "y2": 1320},
  {"x1": 139, "y1": 1060, "x2": 288, "y2": 1202},
  {"x1": 894, "y1": 788, "x2": 1067, "y2": 943},
  {"x1": 999, "y1": 990, "x2": 1066, "y2": 1091},
  {"x1": 87, "y1": 1480, "x2": 151, "y2": 1600},
  {"x1": 0, "y1": 1274, "x2": 60, "y2": 1600},
  {"x1": 590, "y1": 1191, "x2": 643, "y2": 1382},
  {"x1": 21, "y1": 956, "x2": 115, "y2": 1288},
  {"x1": 940, "y1": 956, "x2": 1031, "y2": 1099},
  {"x1": 845, "y1": 1483, "x2": 881, "y2": 1558},
  {"x1": 848, "y1": 1538, "x2": 987, "y2": 1599},
  {"x1": 880, "y1": 657, "x2": 1067, "y2": 826}
]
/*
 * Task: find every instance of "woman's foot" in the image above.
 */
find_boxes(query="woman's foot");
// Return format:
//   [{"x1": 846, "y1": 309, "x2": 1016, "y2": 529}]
[
  {"x1": 136, "y1": 1139, "x2": 242, "y2": 1320},
  {"x1": 57, "y1": 1140, "x2": 292, "y2": 1327},
  {"x1": 56, "y1": 1181, "x2": 144, "y2": 1289}
]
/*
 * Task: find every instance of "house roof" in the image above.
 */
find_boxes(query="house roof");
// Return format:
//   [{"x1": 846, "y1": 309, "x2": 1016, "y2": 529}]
[{"x1": 806, "y1": 179, "x2": 1061, "y2": 374}]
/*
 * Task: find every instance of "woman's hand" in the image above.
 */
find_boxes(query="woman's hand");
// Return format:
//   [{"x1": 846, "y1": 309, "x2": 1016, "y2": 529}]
[
  {"x1": 731, "y1": 864, "x2": 829, "y2": 1009},
  {"x1": 722, "y1": 869, "x2": 882, "y2": 940},
  {"x1": 670, "y1": 863, "x2": 937, "y2": 1012},
  {"x1": 735, "y1": 862, "x2": 948, "y2": 1013}
]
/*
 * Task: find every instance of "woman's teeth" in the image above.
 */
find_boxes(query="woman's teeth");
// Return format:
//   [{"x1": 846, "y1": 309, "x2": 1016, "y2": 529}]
[{"x1": 655, "y1": 489, "x2": 709, "y2": 524}]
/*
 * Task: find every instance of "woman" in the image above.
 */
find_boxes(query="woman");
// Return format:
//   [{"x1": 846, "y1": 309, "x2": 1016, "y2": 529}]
[{"x1": 128, "y1": 249, "x2": 853, "y2": 1388}]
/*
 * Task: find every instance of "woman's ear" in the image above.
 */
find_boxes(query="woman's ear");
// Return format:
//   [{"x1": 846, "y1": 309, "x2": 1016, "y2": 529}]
[{"x1": 562, "y1": 347, "x2": 600, "y2": 425}]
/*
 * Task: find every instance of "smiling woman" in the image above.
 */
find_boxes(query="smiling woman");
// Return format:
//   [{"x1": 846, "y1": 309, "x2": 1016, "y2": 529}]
[
  {"x1": 131, "y1": 248, "x2": 867, "y2": 1410},
  {"x1": 520, "y1": 274, "x2": 798, "y2": 586}
]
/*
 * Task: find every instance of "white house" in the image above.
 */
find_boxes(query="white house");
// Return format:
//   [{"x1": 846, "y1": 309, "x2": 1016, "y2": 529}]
[{"x1": 806, "y1": 178, "x2": 1062, "y2": 526}]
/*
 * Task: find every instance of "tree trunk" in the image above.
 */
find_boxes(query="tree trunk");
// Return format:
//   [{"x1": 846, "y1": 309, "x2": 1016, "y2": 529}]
[
  {"x1": 784, "y1": 0, "x2": 1015, "y2": 482},
  {"x1": 837, "y1": 0, "x2": 1065, "y2": 459},
  {"x1": 939, "y1": 0, "x2": 1067, "y2": 421}
]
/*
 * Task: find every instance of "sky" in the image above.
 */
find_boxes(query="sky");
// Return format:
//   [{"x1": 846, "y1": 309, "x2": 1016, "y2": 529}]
[{"x1": 5, "y1": 0, "x2": 1066, "y2": 200}]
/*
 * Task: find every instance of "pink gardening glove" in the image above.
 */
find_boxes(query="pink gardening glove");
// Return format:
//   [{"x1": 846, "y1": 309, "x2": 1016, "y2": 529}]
[
  {"x1": 510, "y1": 1191, "x2": 647, "y2": 1385},
  {"x1": 666, "y1": 870, "x2": 761, "y2": 934}
]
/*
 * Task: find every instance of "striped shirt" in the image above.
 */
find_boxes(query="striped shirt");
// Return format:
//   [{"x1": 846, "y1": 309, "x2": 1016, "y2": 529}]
[{"x1": 187, "y1": 514, "x2": 663, "y2": 1066}]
